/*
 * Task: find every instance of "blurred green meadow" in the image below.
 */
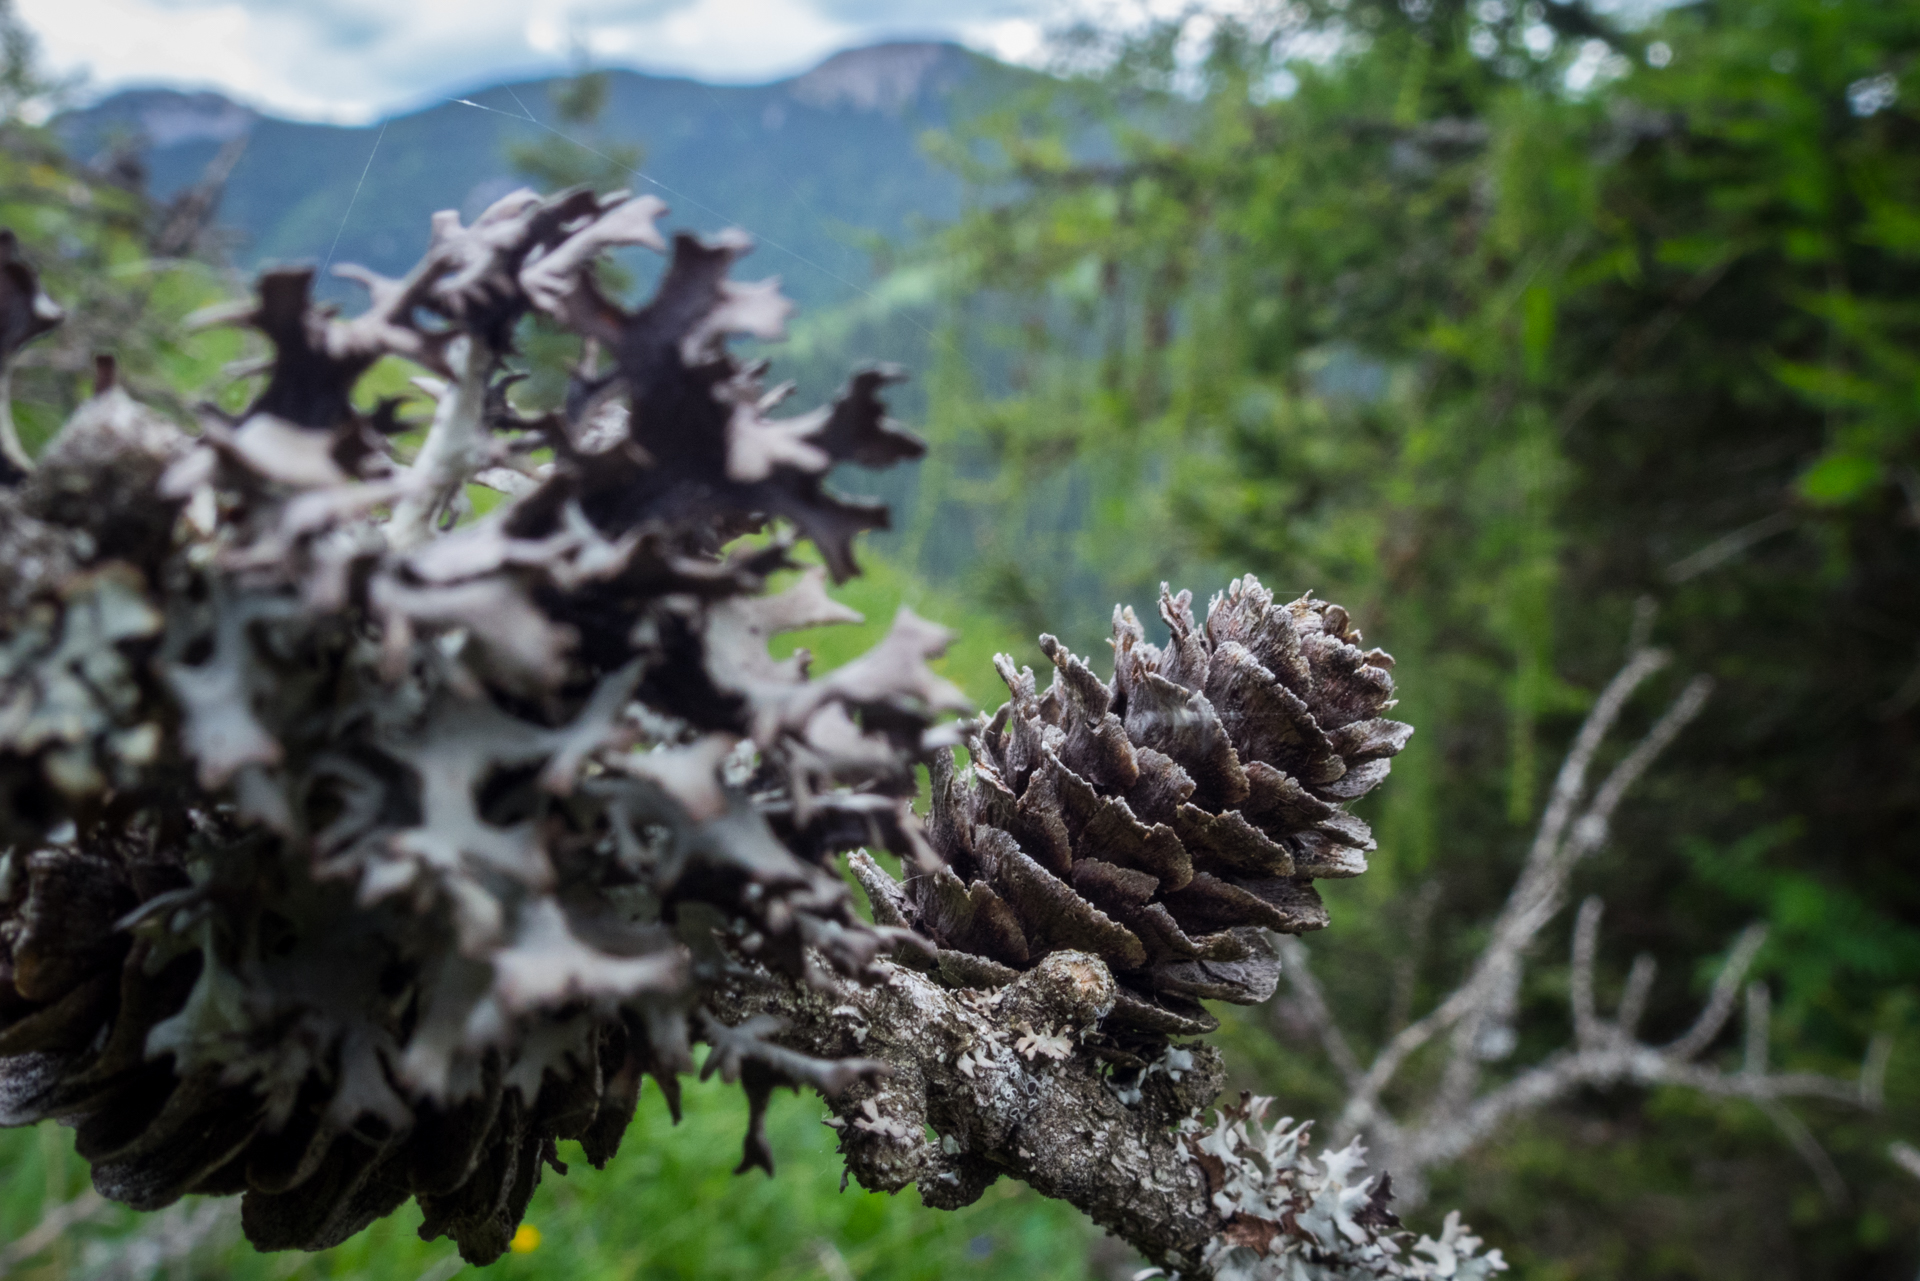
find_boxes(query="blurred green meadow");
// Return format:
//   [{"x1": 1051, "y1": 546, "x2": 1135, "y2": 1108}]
[{"x1": 0, "y1": 1067, "x2": 1098, "y2": 1281}]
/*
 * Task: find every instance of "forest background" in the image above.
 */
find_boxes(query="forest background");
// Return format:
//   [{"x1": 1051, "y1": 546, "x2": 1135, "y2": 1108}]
[{"x1": 0, "y1": 0, "x2": 1915, "y2": 1276}]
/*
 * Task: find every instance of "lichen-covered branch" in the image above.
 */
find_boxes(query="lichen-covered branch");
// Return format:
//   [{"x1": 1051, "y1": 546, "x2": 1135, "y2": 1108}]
[
  {"x1": 386, "y1": 333, "x2": 493, "y2": 548},
  {"x1": 724, "y1": 946, "x2": 1220, "y2": 1258},
  {"x1": 0, "y1": 183, "x2": 1503, "y2": 1281},
  {"x1": 730, "y1": 937, "x2": 1504, "y2": 1280}
]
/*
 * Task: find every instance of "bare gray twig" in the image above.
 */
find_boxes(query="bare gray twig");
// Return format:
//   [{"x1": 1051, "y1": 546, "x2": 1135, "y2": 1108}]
[
  {"x1": 1665, "y1": 509, "x2": 1796, "y2": 583},
  {"x1": 81, "y1": 1199, "x2": 238, "y2": 1281},
  {"x1": 1289, "y1": 641, "x2": 1877, "y2": 1209},
  {"x1": 387, "y1": 334, "x2": 494, "y2": 548},
  {"x1": 1273, "y1": 936, "x2": 1364, "y2": 1088},
  {"x1": 0, "y1": 1187, "x2": 109, "y2": 1275}
]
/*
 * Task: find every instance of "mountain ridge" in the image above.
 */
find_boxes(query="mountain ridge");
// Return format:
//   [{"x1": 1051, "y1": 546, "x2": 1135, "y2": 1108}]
[{"x1": 57, "y1": 41, "x2": 1025, "y2": 311}]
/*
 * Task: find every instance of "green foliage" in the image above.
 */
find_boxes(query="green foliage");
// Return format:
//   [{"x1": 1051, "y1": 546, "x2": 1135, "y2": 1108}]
[
  {"x1": 911, "y1": 0, "x2": 1920, "y2": 1273},
  {"x1": 506, "y1": 66, "x2": 646, "y2": 204},
  {"x1": 769, "y1": 541, "x2": 1038, "y2": 709},
  {"x1": 0, "y1": 1, "x2": 243, "y2": 444}
]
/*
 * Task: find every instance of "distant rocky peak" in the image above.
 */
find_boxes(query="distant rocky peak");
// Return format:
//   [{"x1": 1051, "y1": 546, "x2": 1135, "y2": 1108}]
[
  {"x1": 117, "y1": 90, "x2": 257, "y2": 147},
  {"x1": 787, "y1": 42, "x2": 966, "y2": 114}
]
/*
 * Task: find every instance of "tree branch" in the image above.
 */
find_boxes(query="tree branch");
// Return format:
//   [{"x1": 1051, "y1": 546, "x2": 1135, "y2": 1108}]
[
  {"x1": 1398, "y1": 910, "x2": 1861, "y2": 1184},
  {"x1": 1288, "y1": 640, "x2": 1876, "y2": 1210},
  {"x1": 1616, "y1": 952, "x2": 1657, "y2": 1038},
  {"x1": 387, "y1": 333, "x2": 494, "y2": 549},
  {"x1": 721, "y1": 945, "x2": 1227, "y2": 1273},
  {"x1": 1569, "y1": 897, "x2": 1604, "y2": 1050},
  {"x1": 732, "y1": 937, "x2": 1506, "y2": 1280},
  {"x1": 1662, "y1": 924, "x2": 1767, "y2": 1062},
  {"x1": 1341, "y1": 648, "x2": 1675, "y2": 1122},
  {"x1": 0, "y1": 1186, "x2": 109, "y2": 1274},
  {"x1": 1274, "y1": 935, "x2": 1365, "y2": 1089}
]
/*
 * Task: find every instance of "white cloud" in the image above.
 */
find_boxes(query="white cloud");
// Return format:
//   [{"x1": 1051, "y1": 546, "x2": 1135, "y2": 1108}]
[
  {"x1": 20, "y1": 0, "x2": 1062, "y2": 122},
  {"x1": 968, "y1": 17, "x2": 1044, "y2": 63}
]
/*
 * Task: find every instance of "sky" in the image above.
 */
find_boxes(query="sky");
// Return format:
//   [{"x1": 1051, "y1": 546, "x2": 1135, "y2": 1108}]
[{"x1": 17, "y1": 0, "x2": 1067, "y2": 123}]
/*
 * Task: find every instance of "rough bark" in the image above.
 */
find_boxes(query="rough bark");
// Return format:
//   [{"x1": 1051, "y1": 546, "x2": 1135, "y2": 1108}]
[
  {"x1": 721, "y1": 947, "x2": 1224, "y2": 1269},
  {"x1": 722, "y1": 937, "x2": 1505, "y2": 1280}
]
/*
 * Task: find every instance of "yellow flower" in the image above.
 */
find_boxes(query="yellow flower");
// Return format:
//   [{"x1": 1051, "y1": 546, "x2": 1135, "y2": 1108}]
[{"x1": 510, "y1": 1224, "x2": 542, "y2": 1254}]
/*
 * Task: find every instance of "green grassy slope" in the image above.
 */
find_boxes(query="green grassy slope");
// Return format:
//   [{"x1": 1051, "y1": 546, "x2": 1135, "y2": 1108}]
[{"x1": 0, "y1": 1070, "x2": 1095, "y2": 1281}]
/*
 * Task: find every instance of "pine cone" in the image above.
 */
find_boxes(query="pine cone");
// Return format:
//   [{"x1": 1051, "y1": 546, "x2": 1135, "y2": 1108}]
[{"x1": 878, "y1": 582, "x2": 1410, "y2": 1042}]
